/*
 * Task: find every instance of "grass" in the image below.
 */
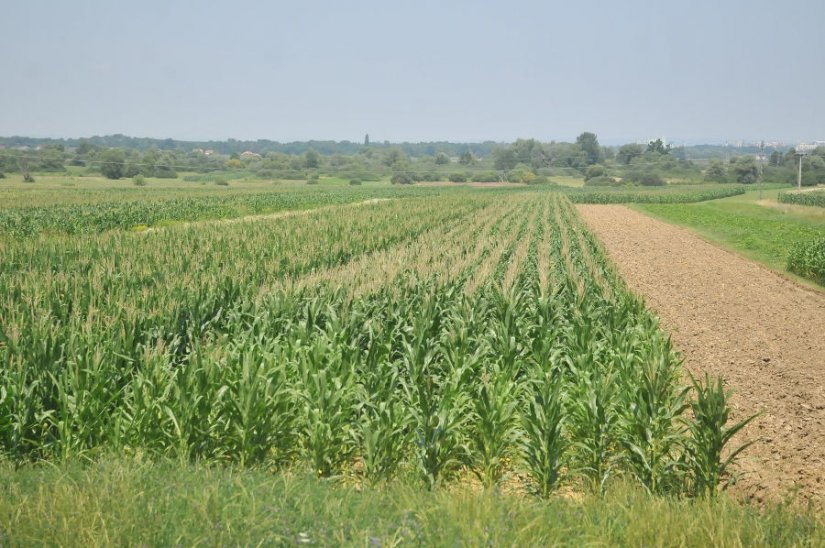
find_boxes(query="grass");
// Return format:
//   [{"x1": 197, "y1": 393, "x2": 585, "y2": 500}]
[
  {"x1": 636, "y1": 187, "x2": 825, "y2": 279},
  {"x1": 551, "y1": 175, "x2": 585, "y2": 188},
  {"x1": 1, "y1": 457, "x2": 821, "y2": 546}
]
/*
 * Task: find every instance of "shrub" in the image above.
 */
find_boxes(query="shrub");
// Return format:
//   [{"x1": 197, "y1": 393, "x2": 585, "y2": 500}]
[
  {"x1": 0, "y1": 172, "x2": 5, "y2": 179},
  {"x1": 133, "y1": 175, "x2": 147, "y2": 186},
  {"x1": 527, "y1": 175, "x2": 555, "y2": 186},
  {"x1": 584, "y1": 176, "x2": 618, "y2": 187},
  {"x1": 448, "y1": 173, "x2": 467, "y2": 183},
  {"x1": 23, "y1": 173, "x2": 35, "y2": 183},
  {"x1": 509, "y1": 164, "x2": 536, "y2": 184},
  {"x1": 417, "y1": 172, "x2": 440, "y2": 182},
  {"x1": 472, "y1": 172, "x2": 500, "y2": 183},
  {"x1": 585, "y1": 164, "x2": 608, "y2": 181},
  {"x1": 349, "y1": 179, "x2": 362, "y2": 186},
  {"x1": 624, "y1": 171, "x2": 665, "y2": 186},
  {"x1": 214, "y1": 178, "x2": 230, "y2": 186},
  {"x1": 391, "y1": 173, "x2": 413, "y2": 185}
]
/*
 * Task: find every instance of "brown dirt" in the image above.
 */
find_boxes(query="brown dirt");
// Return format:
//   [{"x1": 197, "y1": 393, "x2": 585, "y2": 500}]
[{"x1": 577, "y1": 204, "x2": 825, "y2": 507}]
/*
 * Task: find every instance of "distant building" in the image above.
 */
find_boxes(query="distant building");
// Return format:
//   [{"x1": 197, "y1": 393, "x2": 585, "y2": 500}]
[
  {"x1": 240, "y1": 150, "x2": 261, "y2": 159},
  {"x1": 796, "y1": 143, "x2": 819, "y2": 154}
]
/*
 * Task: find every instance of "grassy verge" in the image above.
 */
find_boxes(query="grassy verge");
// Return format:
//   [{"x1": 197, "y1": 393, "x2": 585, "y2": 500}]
[
  {"x1": 636, "y1": 188, "x2": 825, "y2": 281},
  {"x1": 1, "y1": 457, "x2": 821, "y2": 546}
]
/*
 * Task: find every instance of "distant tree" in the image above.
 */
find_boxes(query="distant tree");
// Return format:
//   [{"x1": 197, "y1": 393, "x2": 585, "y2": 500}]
[
  {"x1": 383, "y1": 148, "x2": 408, "y2": 168},
  {"x1": 75, "y1": 140, "x2": 96, "y2": 155},
  {"x1": 493, "y1": 147, "x2": 518, "y2": 171},
  {"x1": 704, "y1": 160, "x2": 727, "y2": 183},
  {"x1": 584, "y1": 164, "x2": 607, "y2": 181},
  {"x1": 731, "y1": 156, "x2": 758, "y2": 184},
  {"x1": 364, "y1": 134, "x2": 370, "y2": 146},
  {"x1": 647, "y1": 138, "x2": 671, "y2": 155},
  {"x1": 508, "y1": 163, "x2": 536, "y2": 183},
  {"x1": 99, "y1": 149, "x2": 126, "y2": 179},
  {"x1": 434, "y1": 152, "x2": 450, "y2": 165},
  {"x1": 459, "y1": 151, "x2": 475, "y2": 165},
  {"x1": 304, "y1": 149, "x2": 321, "y2": 169},
  {"x1": 390, "y1": 173, "x2": 413, "y2": 184},
  {"x1": 617, "y1": 143, "x2": 644, "y2": 165},
  {"x1": 575, "y1": 132, "x2": 601, "y2": 165}
]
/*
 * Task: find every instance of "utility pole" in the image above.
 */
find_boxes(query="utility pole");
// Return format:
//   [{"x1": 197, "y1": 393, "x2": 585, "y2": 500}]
[{"x1": 797, "y1": 152, "x2": 804, "y2": 189}]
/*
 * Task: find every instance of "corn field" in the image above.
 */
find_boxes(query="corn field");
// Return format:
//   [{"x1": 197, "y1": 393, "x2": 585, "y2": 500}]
[{"x1": 0, "y1": 192, "x2": 750, "y2": 496}]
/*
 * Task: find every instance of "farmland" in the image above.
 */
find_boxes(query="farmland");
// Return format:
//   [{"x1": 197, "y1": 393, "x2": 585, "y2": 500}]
[
  {"x1": 1, "y1": 191, "x2": 702, "y2": 488},
  {"x1": 1, "y1": 181, "x2": 822, "y2": 543},
  {"x1": 637, "y1": 187, "x2": 825, "y2": 286}
]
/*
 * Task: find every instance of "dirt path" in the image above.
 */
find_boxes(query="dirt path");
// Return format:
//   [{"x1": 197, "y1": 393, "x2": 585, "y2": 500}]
[{"x1": 577, "y1": 204, "x2": 825, "y2": 506}]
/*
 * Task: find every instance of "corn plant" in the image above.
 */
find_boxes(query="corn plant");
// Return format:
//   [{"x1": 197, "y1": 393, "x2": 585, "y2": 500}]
[
  {"x1": 470, "y1": 363, "x2": 522, "y2": 488},
  {"x1": 520, "y1": 370, "x2": 566, "y2": 498},
  {"x1": 568, "y1": 367, "x2": 620, "y2": 494},
  {"x1": 620, "y1": 348, "x2": 690, "y2": 494},
  {"x1": 687, "y1": 373, "x2": 760, "y2": 497}
]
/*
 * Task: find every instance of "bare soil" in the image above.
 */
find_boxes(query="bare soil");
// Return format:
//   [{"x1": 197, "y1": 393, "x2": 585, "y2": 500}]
[{"x1": 578, "y1": 204, "x2": 825, "y2": 506}]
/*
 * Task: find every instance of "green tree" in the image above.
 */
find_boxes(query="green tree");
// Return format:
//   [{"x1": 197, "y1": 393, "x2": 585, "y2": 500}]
[
  {"x1": 459, "y1": 151, "x2": 475, "y2": 165},
  {"x1": 304, "y1": 149, "x2": 321, "y2": 169},
  {"x1": 576, "y1": 132, "x2": 601, "y2": 165},
  {"x1": 647, "y1": 139, "x2": 671, "y2": 155},
  {"x1": 584, "y1": 164, "x2": 607, "y2": 181},
  {"x1": 617, "y1": 143, "x2": 644, "y2": 165},
  {"x1": 731, "y1": 156, "x2": 758, "y2": 184},
  {"x1": 434, "y1": 152, "x2": 450, "y2": 165},
  {"x1": 493, "y1": 147, "x2": 518, "y2": 171},
  {"x1": 99, "y1": 149, "x2": 126, "y2": 179},
  {"x1": 704, "y1": 160, "x2": 727, "y2": 183},
  {"x1": 383, "y1": 148, "x2": 407, "y2": 168}
]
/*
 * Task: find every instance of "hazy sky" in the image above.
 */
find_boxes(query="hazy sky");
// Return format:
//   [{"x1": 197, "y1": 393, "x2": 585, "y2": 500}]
[{"x1": 2, "y1": 0, "x2": 823, "y2": 144}]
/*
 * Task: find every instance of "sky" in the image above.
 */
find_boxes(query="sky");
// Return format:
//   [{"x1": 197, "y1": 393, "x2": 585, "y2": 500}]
[{"x1": 1, "y1": 0, "x2": 823, "y2": 145}]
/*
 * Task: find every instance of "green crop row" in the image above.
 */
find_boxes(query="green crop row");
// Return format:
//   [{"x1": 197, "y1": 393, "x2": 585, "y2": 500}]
[
  {"x1": 0, "y1": 186, "x2": 436, "y2": 236},
  {"x1": 564, "y1": 184, "x2": 746, "y2": 204},
  {"x1": 788, "y1": 237, "x2": 825, "y2": 285},
  {"x1": 0, "y1": 193, "x2": 752, "y2": 498},
  {"x1": 778, "y1": 189, "x2": 825, "y2": 208}
]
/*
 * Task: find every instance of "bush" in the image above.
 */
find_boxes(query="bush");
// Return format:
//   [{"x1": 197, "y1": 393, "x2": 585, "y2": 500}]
[
  {"x1": 448, "y1": 173, "x2": 467, "y2": 183},
  {"x1": 637, "y1": 173, "x2": 665, "y2": 186},
  {"x1": 527, "y1": 175, "x2": 555, "y2": 186},
  {"x1": 391, "y1": 173, "x2": 413, "y2": 185},
  {"x1": 624, "y1": 171, "x2": 665, "y2": 186},
  {"x1": 214, "y1": 178, "x2": 230, "y2": 186},
  {"x1": 584, "y1": 176, "x2": 618, "y2": 187},
  {"x1": 508, "y1": 164, "x2": 536, "y2": 184},
  {"x1": 0, "y1": 172, "x2": 5, "y2": 179},
  {"x1": 416, "y1": 172, "x2": 440, "y2": 182},
  {"x1": 349, "y1": 179, "x2": 362, "y2": 186},
  {"x1": 23, "y1": 173, "x2": 35, "y2": 183},
  {"x1": 471, "y1": 171, "x2": 500, "y2": 183},
  {"x1": 584, "y1": 164, "x2": 608, "y2": 181},
  {"x1": 133, "y1": 175, "x2": 147, "y2": 186}
]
